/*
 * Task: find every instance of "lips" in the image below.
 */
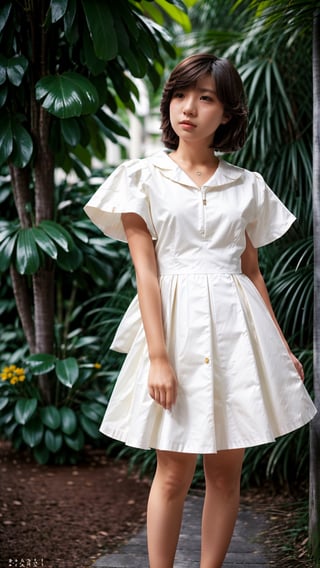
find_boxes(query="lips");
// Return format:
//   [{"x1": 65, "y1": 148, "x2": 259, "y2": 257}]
[{"x1": 179, "y1": 120, "x2": 196, "y2": 128}]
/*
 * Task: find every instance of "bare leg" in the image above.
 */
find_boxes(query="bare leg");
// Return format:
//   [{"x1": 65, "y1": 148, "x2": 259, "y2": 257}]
[
  {"x1": 200, "y1": 448, "x2": 244, "y2": 568},
  {"x1": 147, "y1": 450, "x2": 197, "y2": 568}
]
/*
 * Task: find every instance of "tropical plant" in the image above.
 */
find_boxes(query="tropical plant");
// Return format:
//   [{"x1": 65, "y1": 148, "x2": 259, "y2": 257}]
[
  {"x1": 0, "y1": 157, "x2": 141, "y2": 463},
  {"x1": 0, "y1": 359, "x2": 108, "y2": 464},
  {"x1": 0, "y1": 0, "x2": 193, "y2": 407}
]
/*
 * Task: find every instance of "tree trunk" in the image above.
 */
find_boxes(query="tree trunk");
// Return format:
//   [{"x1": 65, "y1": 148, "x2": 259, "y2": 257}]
[
  {"x1": 10, "y1": 266, "x2": 35, "y2": 353},
  {"x1": 32, "y1": 266, "x2": 55, "y2": 404},
  {"x1": 309, "y1": 8, "x2": 320, "y2": 564},
  {"x1": 31, "y1": 3, "x2": 56, "y2": 403},
  {"x1": 8, "y1": 165, "x2": 36, "y2": 351}
]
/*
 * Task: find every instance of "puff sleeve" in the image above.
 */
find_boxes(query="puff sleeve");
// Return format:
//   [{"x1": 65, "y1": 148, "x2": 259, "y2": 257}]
[
  {"x1": 83, "y1": 159, "x2": 157, "y2": 242},
  {"x1": 245, "y1": 173, "x2": 296, "y2": 248}
]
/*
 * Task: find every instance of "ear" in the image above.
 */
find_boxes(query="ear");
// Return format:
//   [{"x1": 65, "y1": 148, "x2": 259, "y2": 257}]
[{"x1": 221, "y1": 113, "x2": 231, "y2": 125}]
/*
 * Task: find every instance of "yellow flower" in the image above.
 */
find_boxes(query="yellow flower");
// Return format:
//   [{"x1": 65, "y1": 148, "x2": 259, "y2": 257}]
[
  {"x1": 1, "y1": 365, "x2": 26, "y2": 385},
  {"x1": 94, "y1": 362, "x2": 102, "y2": 369}
]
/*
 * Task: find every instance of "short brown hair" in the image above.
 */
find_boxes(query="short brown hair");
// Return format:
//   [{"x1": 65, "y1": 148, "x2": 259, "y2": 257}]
[{"x1": 160, "y1": 53, "x2": 248, "y2": 152}]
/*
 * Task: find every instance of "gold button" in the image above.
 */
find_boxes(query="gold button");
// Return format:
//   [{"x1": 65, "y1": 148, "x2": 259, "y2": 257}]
[{"x1": 204, "y1": 357, "x2": 210, "y2": 364}]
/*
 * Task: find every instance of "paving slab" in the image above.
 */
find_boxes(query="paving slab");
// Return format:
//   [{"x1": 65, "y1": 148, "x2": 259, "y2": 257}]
[{"x1": 92, "y1": 492, "x2": 275, "y2": 567}]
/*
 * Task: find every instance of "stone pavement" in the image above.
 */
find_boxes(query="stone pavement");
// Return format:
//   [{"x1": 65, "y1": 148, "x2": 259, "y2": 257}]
[{"x1": 92, "y1": 491, "x2": 275, "y2": 567}]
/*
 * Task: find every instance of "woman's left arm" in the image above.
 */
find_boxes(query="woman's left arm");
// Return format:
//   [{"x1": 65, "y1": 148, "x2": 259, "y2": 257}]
[{"x1": 241, "y1": 232, "x2": 304, "y2": 381}]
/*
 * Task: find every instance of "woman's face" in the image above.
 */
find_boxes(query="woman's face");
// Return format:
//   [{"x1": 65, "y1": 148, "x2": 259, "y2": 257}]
[{"x1": 169, "y1": 74, "x2": 229, "y2": 146}]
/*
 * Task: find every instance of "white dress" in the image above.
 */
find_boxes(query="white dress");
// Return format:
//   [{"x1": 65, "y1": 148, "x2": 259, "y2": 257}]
[{"x1": 84, "y1": 150, "x2": 317, "y2": 453}]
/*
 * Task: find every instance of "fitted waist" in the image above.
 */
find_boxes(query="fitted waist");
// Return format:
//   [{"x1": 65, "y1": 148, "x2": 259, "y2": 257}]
[
  {"x1": 159, "y1": 271, "x2": 243, "y2": 276},
  {"x1": 157, "y1": 258, "x2": 242, "y2": 275}
]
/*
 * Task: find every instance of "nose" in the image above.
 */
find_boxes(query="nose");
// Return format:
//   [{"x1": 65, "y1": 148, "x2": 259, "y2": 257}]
[{"x1": 183, "y1": 94, "x2": 196, "y2": 116}]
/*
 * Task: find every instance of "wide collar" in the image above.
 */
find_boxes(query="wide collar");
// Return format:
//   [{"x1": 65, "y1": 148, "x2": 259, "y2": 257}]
[{"x1": 147, "y1": 150, "x2": 244, "y2": 189}]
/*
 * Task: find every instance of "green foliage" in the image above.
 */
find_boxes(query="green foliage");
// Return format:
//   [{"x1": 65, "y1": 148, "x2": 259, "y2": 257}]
[
  {"x1": 0, "y1": 357, "x2": 108, "y2": 464},
  {"x1": 0, "y1": 167, "x2": 137, "y2": 463},
  {"x1": 35, "y1": 73, "x2": 100, "y2": 118},
  {"x1": 0, "y1": 0, "x2": 192, "y2": 419},
  {"x1": 0, "y1": 0, "x2": 187, "y2": 172}
]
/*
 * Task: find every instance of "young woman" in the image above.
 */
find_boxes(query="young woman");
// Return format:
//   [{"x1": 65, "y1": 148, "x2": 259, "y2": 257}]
[{"x1": 84, "y1": 53, "x2": 316, "y2": 568}]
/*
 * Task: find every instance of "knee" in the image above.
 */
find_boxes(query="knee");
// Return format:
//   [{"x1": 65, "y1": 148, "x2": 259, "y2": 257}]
[
  {"x1": 161, "y1": 470, "x2": 189, "y2": 501},
  {"x1": 154, "y1": 453, "x2": 196, "y2": 501},
  {"x1": 207, "y1": 473, "x2": 240, "y2": 498},
  {"x1": 203, "y1": 449, "x2": 244, "y2": 500}
]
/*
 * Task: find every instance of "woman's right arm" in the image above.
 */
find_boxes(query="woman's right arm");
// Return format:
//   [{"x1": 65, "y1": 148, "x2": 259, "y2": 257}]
[{"x1": 122, "y1": 213, "x2": 178, "y2": 410}]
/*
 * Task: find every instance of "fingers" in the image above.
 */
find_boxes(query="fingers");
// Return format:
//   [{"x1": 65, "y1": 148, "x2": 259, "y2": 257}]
[{"x1": 149, "y1": 385, "x2": 177, "y2": 410}]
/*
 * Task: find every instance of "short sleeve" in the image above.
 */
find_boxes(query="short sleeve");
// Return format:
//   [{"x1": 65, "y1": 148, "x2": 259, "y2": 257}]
[
  {"x1": 83, "y1": 159, "x2": 157, "y2": 242},
  {"x1": 245, "y1": 173, "x2": 296, "y2": 248}
]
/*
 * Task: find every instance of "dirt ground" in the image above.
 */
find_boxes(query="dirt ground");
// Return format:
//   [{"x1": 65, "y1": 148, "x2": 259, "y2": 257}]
[
  {"x1": 0, "y1": 440, "x2": 313, "y2": 568},
  {"x1": 0, "y1": 442, "x2": 150, "y2": 568}
]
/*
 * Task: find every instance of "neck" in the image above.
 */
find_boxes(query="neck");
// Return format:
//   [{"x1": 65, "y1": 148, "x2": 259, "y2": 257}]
[
  {"x1": 171, "y1": 150, "x2": 218, "y2": 170},
  {"x1": 172, "y1": 142, "x2": 217, "y2": 168}
]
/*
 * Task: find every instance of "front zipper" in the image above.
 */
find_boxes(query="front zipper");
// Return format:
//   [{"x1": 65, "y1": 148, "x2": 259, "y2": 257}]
[
  {"x1": 200, "y1": 186, "x2": 207, "y2": 237},
  {"x1": 201, "y1": 186, "x2": 207, "y2": 205}
]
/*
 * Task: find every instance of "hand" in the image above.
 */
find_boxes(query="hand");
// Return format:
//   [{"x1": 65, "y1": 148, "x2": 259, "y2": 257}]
[
  {"x1": 148, "y1": 358, "x2": 178, "y2": 410},
  {"x1": 290, "y1": 352, "x2": 304, "y2": 381}
]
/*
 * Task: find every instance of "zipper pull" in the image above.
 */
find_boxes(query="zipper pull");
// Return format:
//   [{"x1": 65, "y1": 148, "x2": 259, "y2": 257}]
[{"x1": 201, "y1": 187, "x2": 207, "y2": 205}]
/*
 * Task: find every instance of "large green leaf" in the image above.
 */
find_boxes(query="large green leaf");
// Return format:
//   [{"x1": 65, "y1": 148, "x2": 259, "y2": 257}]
[
  {"x1": 0, "y1": 54, "x2": 7, "y2": 85},
  {"x1": 0, "y1": 112, "x2": 13, "y2": 165},
  {"x1": 60, "y1": 407, "x2": 77, "y2": 435},
  {"x1": 0, "y1": 233, "x2": 18, "y2": 272},
  {"x1": 64, "y1": 429, "x2": 85, "y2": 451},
  {"x1": 35, "y1": 72, "x2": 99, "y2": 118},
  {"x1": 81, "y1": 0, "x2": 118, "y2": 61},
  {"x1": 33, "y1": 444, "x2": 50, "y2": 464},
  {"x1": 15, "y1": 228, "x2": 40, "y2": 275},
  {"x1": 0, "y1": 3, "x2": 12, "y2": 35},
  {"x1": 63, "y1": 0, "x2": 77, "y2": 44},
  {"x1": 0, "y1": 396, "x2": 9, "y2": 411},
  {"x1": 38, "y1": 220, "x2": 70, "y2": 251},
  {"x1": 22, "y1": 418, "x2": 44, "y2": 447},
  {"x1": 14, "y1": 398, "x2": 38, "y2": 425},
  {"x1": 81, "y1": 26, "x2": 107, "y2": 76},
  {"x1": 80, "y1": 401, "x2": 104, "y2": 422},
  {"x1": 11, "y1": 120, "x2": 33, "y2": 168},
  {"x1": 26, "y1": 353, "x2": 57, "y2": 375},
  {"x1": 6, "y1": 55, "x2": 28, "y2": 86},
  {"x1": 56, "y1": 357, "x2": 79, "y2": 388},
  {"x1": 0, "y1": 220, "x2": 19, "y2": 242},
  {"x1": 44, "y1": 429, "x2": 63, "y2": 453},
  {"x1": 95, "y1": 109, "x2": 129, "y2": 139},
  {"x1": 0, "y1": 84, "x2": 8, "y2": 107},
  {"x1": 78, "y1": 414, "x2": 100, "y2": 439},
  {"x1": 40, "y1": 406, "x2": 61, "y2": 430},
  {"x1": 32, "y1": 227, "x2": 58, "y2": 260},
  {"x1": 60, "y1": 117, "x2": 81, "y2": 146},
  {"x1": 50, "y1": 0, "x2": 68, "y2": 23}
]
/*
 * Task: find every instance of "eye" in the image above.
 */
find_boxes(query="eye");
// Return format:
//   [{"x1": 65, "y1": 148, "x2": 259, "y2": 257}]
[
  {"x1": 172, "y1": 91, "x2": 184, "y2": 99},
  {"x1": 200, "y1": 95, "x2": 213, "y2": 102}
]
